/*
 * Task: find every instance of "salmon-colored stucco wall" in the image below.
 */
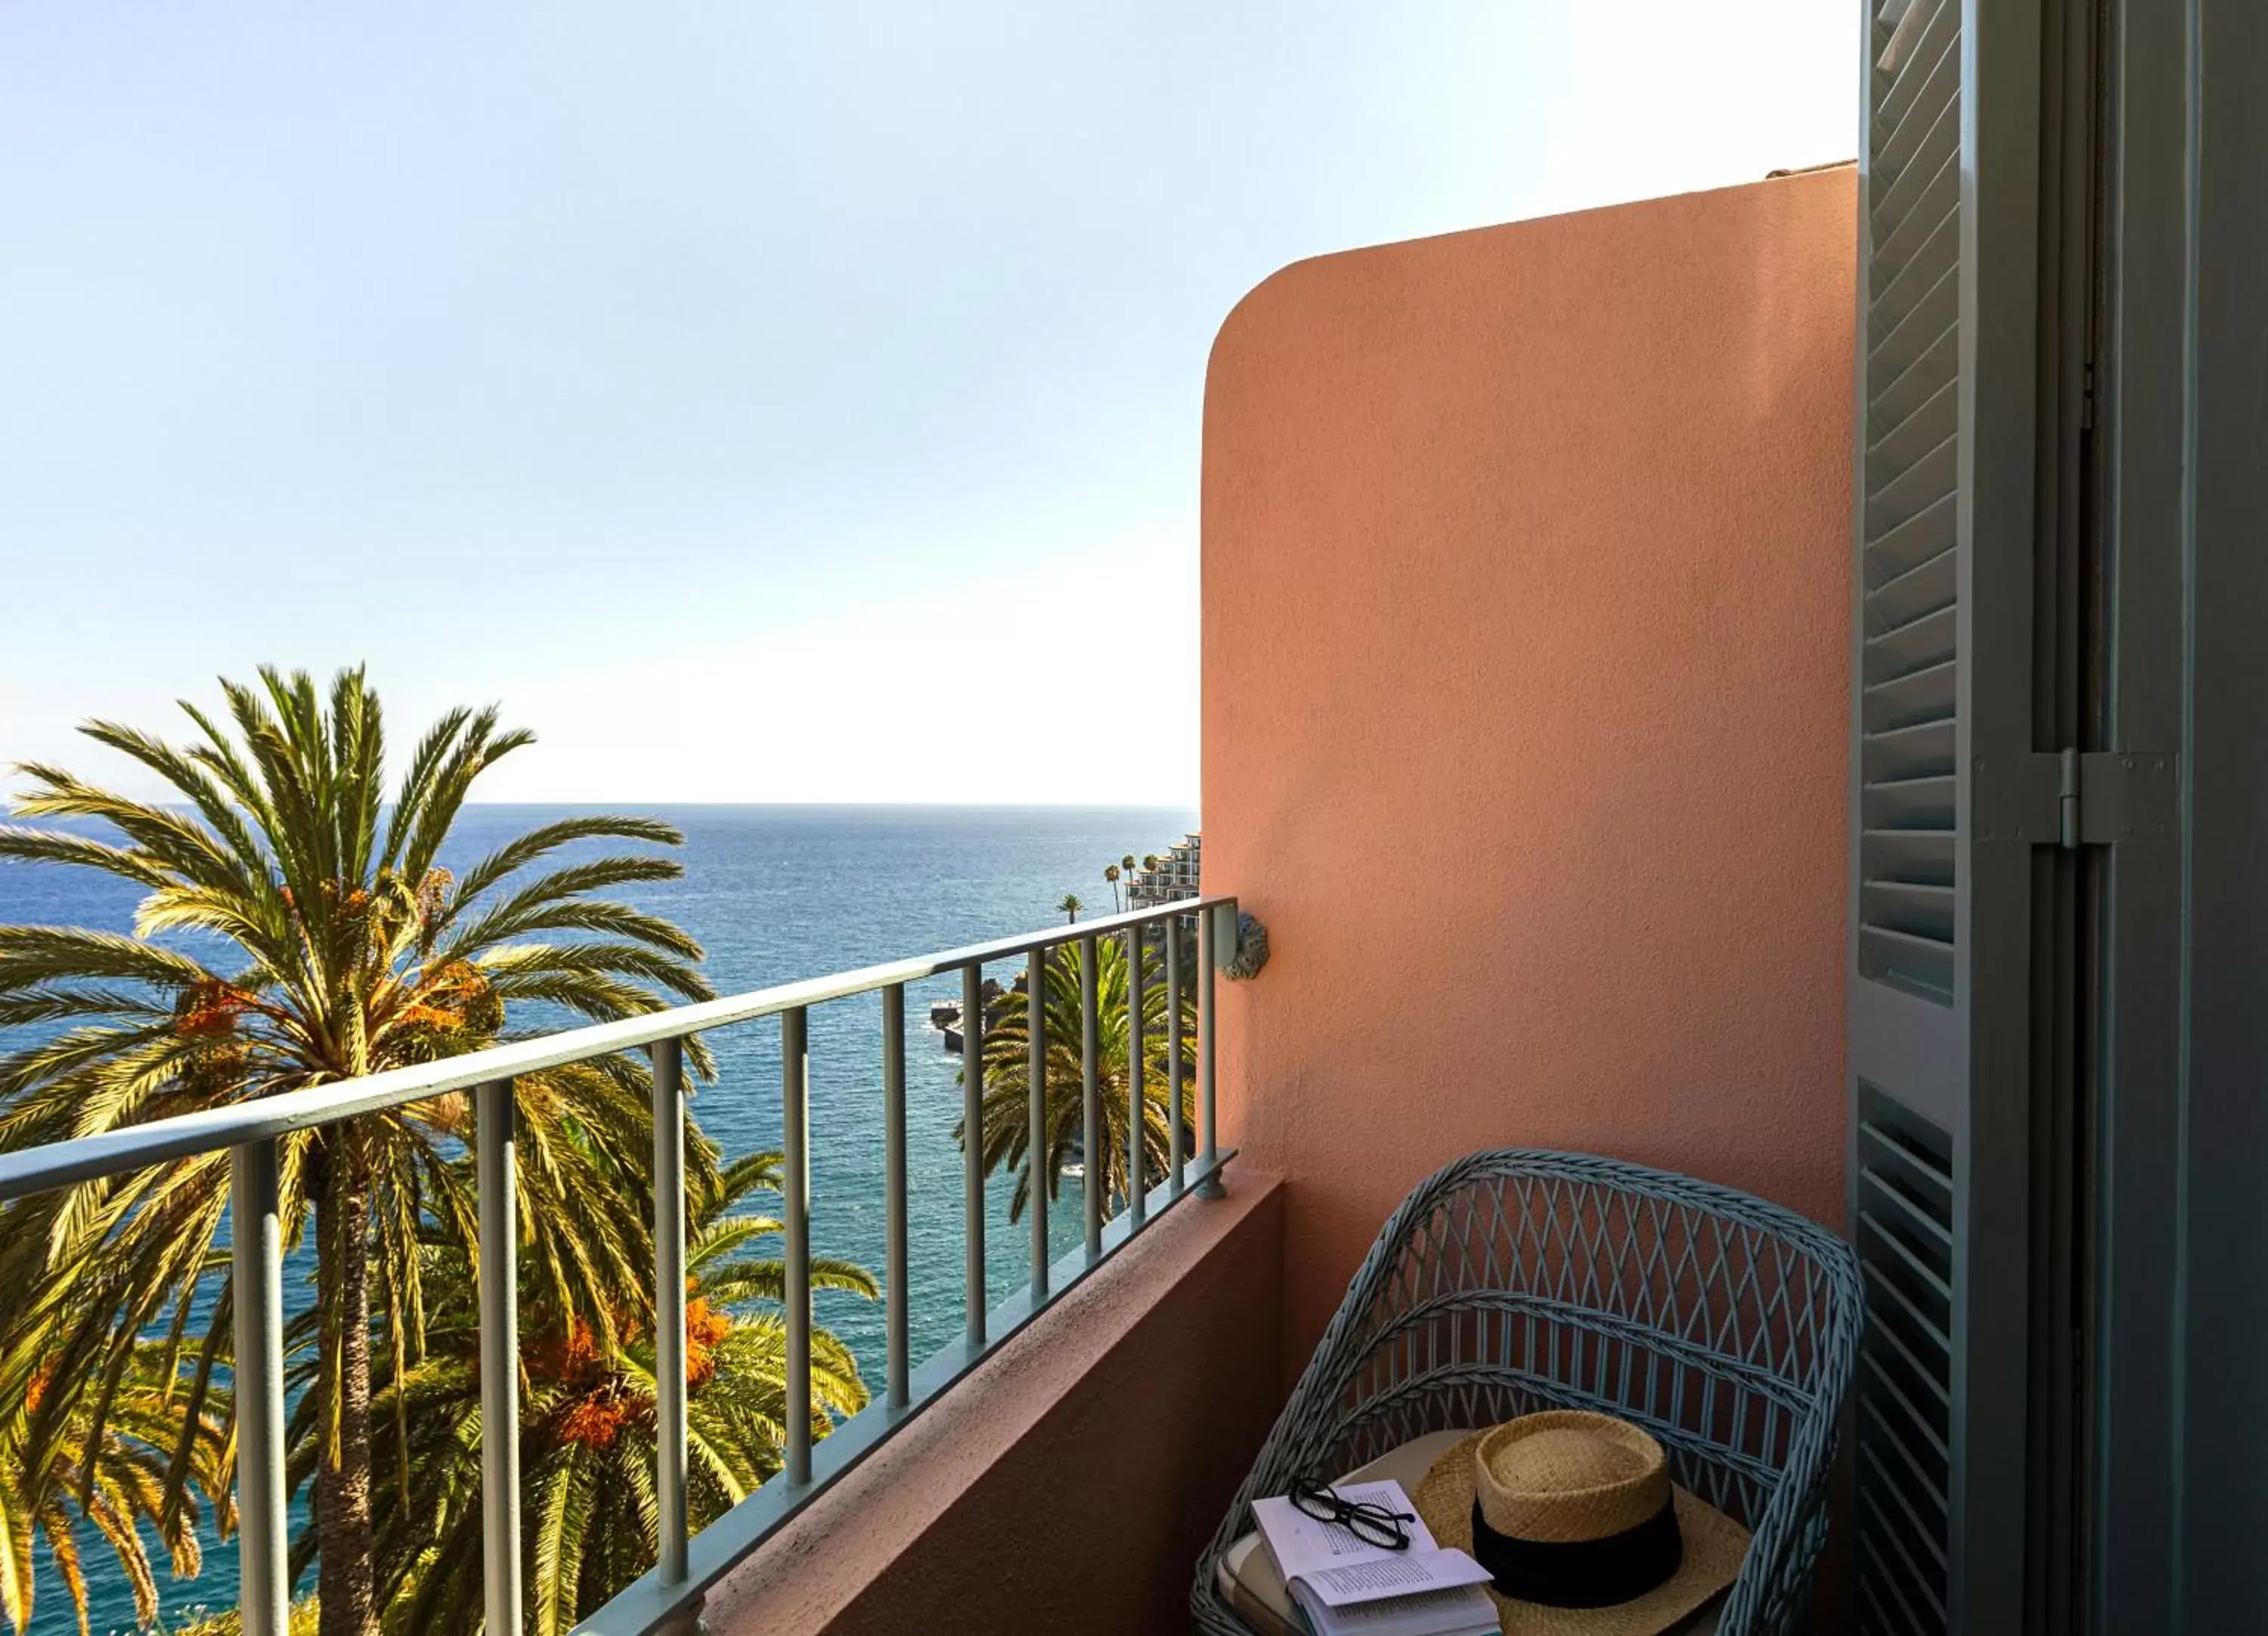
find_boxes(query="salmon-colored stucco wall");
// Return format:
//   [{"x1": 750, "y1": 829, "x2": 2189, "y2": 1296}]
[{"x1": 1202, "y1": 169, "x2": 1857, "y2": 1379}]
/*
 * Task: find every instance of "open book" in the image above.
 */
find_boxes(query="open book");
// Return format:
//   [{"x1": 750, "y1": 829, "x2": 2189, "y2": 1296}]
[{"x1": 1250, "y1": 1480, "x2": 1498, "y2": 1636}]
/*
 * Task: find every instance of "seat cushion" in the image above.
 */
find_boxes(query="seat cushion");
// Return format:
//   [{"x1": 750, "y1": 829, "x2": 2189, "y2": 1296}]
[{"x1": 1215, "y1": 1431, "x2": 1725, "y2": 1635}]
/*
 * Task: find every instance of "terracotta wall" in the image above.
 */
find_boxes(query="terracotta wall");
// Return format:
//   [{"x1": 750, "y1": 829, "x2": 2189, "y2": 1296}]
[
  {"x1": 1201, "y1": 169, "x2": 1856, "y2": 1377},
  {"x1": 703, "y1": 1173, "x2": 1284, "y2": 1635}
]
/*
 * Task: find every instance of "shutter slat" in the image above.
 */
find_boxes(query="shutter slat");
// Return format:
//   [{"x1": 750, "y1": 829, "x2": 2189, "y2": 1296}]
[
  {"x1": 1863, "y1": 1269, "x2": 1956, "y2": 1408},
  {"x1": 1867, "y1": 204, "x2": 1960, "y2": 347},
  {"x1": 1867, "y1": 433, "x2": 1959, "y2": 536},
  {"x1": 1866, "y1": 543, "x2": 1957, "y2": 636},
  {"x1": 1860, "y1": 1486, "x2": 1951, "y2": 1611},
  {"x1": 1862, "y1": 654, "x2": 1956, "y2": 734},
  {"x1": 1861, "y1": 1201, "x2": 1958, "y2": 1300},
  {"x1": 1860, "y1": 1117, "x2": 1956, "y2": 1198},
  {"x1": 1868, "y1": 369, "x2": 1959, "y2": 492},
  {"x1": 1860, "y1": 925, "x2": 1954, "y2": 1001},
  {"x1": 1868, "y1": 318, "x2": 1960, "y2": 444},
  {"x1": 1860, "y1": 879, "x2": 1956, "y2": 945},
  {"x1": 1854, "y1": 1099, "x2": 1957, "y2": 1497},
  {"x1": 1876, "y1": 0, "x2": 1954, "y2": 110},
  {"x1": 1856, "y1": 1565, "x2": 1935, "y2": 1636},
  {"x1": 1873, "y1": 141, "x2": 1961, "y2": 278},
  {"x1": 1860, "y1": 1396, "x2": 1953, "y2": 1507},
  {"x1": 1872, "y1": 87, "x2": 1961, "y2": 238},
  {"x1": 1861, "y1": 1347, "x2": 1954, "y2": 1462},
  {"x1": 1862, "y1": 1483, "x2": 1954, "y2": 1608},
  {"x1": 1863, "y1": 603, "x2": 1957, "y2": 686},
  {"x1": 1859, "y1": 1492, "x2": 1952, "y2": 1622},
  {"x1": 1859, "y1": 830, "x2": 1955, "y2": 888},
  {"x1": 1864, "y1": 490, "x2": 1957, "y2": 587},
  {"x1": 1862, "y1": 771, "x2": 1955, "y2": 829},
  {"x1": 1870, "y1": 271, "x2": 1960, "y2": 398},
  {"x1": 1875, "y1": 13, "x2": 1962, "y2": 175},
  {"x1": 1867, "y1": 1263, "x2": 1956, "y2": 1361},
  {"x1": 1861, "y1": 717, "x2": 1957, "y2": 784},
  {"x1": 1857, "y1": 1455, "x2": 1953, "y2": 1602}
]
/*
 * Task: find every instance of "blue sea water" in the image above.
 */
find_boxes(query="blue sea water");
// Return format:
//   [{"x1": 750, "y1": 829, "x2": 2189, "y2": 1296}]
[{"x1": 0, "y1": 803, "x2": 1196, "y2": 1634}]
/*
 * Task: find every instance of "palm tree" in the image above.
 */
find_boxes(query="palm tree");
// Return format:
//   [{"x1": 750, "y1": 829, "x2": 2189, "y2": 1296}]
[
  {"x1": 334, "y1": 1147, "x2": 873, "y2": 1633},
  {"x1": 1101, "y1": 864, "x2": 1121, "y2": 913},
  {"x1": 0, "y1": 668, "x2": 714, "y2": 1636},
  {"x1": 954, "y1": 936, "x2": 1193, "y2": 1222},
  {"x1": 1056, "y1": 894, "x2": 1083, "y2": 925},
  {"x1": 0, "y1": 1328, "x2": 235, "y2": 1634}
]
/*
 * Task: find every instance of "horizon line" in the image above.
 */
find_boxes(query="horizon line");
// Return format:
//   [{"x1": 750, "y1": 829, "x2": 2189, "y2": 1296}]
[
  {"x1": 8, "y1": 798, "x2": 1202, "y2": 812},
  {"x1": 458, "y1": 798, "x2": 1199, "y2": 809}
]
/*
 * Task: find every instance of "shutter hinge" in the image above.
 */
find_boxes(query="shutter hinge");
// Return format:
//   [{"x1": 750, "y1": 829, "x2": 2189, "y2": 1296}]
[
  {"x1": 2068, "y1": 750, "x2": 2179, "y2": 847},
  {"x1": 1975, "y1": 751, "x2": 2179, "y2": 847},
  {"x1": 2081, "y1": 364, "x2": 2097, "y2": 432}
]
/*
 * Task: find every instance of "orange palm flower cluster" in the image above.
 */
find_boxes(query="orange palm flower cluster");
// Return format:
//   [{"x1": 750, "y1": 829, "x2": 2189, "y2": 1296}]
[{"x1": 175, "y1": 978, "x2": 250, "y2": 1039}]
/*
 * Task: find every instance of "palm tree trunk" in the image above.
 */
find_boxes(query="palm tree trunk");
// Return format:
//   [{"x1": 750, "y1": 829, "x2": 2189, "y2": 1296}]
[{"x1": 314, "y1": 1153, "x2": 379, "y2": 1636}]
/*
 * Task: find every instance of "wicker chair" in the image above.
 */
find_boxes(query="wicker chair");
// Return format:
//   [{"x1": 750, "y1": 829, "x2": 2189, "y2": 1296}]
[{"x1": 1192, "y1": 1150, "x2": 1862, "y2": 1636}]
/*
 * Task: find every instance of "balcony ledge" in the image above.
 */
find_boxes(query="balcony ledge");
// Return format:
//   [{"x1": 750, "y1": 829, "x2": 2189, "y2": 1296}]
[{"x1": 699, "y1": 1170, "x2": 1285, "y2": 1635}]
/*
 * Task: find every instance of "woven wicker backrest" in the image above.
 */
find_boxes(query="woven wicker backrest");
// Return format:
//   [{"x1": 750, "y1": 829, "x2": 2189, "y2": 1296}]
[{"x1": 1194, "y1": 1149, "x2": 1862, "y2": 1636}]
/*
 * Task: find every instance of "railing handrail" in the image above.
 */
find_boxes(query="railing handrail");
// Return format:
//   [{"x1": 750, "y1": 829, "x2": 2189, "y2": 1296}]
[{"x1": 0, "y1": 894, "x2": 1235, "y2": 1202}]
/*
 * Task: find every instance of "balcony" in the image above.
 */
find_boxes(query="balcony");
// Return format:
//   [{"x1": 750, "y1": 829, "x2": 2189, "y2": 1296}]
[
  {"x1": 0, "y1": 167, "x2": 1857, "y2": 1635},
  {"x1": 702, "y1": 162, "x2": 1861, "y2": 1632}
]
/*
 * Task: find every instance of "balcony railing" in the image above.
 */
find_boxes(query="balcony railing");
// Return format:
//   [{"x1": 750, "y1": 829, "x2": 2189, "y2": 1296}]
[{"x1": 0, "y1": 894, "x2": 1240, "y2": 1636}]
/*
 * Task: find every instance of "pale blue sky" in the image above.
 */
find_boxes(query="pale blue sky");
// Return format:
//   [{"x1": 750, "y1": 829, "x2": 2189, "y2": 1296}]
[{"x1": 0, "y1": 3, "x2": 1854, "y2": 804}]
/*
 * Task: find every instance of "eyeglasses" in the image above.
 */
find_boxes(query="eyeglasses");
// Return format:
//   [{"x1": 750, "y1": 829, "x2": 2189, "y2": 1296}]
[{"x1": 1290, "y1": 1480, "x2": 1416, "y2": 1551}]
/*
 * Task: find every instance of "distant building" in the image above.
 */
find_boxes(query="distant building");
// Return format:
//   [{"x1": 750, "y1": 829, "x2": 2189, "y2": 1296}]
[{"x1": 1126, "y1": 832, "x2": 1201, "y2": 908}]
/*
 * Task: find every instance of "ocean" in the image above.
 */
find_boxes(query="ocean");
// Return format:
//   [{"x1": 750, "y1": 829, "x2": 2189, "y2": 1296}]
[{"x1": 0, "y1": 803, "x2": 1198, "y2": 1634}]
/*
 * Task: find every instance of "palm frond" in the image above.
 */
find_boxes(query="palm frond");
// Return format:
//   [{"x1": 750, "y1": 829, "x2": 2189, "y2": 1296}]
[
  {"x1": 451, "y1": 816, "x2": 686, "y2": 911},
  {"x1": 440, "y1": 860, "x2": 692, "y2": 962},
  {"x1": 0, "y1": 926, "x2": 222, "y2": 996}
]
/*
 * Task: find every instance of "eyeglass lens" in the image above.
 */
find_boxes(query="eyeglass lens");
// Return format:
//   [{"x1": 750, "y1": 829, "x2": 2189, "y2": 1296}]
[{"x1": 1290, "y1": 1483, "x2": 1413, "y2": 1551}]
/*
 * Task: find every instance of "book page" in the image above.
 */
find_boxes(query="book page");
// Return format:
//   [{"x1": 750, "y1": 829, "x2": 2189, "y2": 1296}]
[
  {"x1": 1303, "y1": 1551, "x2": 1492, "y2": 1604},
  {"x1": 1251, "y1": 1481, "x2": 1492, "y2": 1608},
  {"x1": 1288, "y1": 1580, "x2": 1498, "y2": 1635},
  {"x1": 1252, "y1": 1481, "x2": 1439, "y2": 1579}
]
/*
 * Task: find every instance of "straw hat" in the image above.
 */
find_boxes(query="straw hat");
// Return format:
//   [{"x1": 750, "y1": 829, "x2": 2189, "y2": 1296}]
[{"x1": 1410, "y1": 1411, "x2": 1748, "y2": 1636}]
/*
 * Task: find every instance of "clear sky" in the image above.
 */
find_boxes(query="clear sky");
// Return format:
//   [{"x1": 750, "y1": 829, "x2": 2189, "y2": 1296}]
[{"x1": 0, "y1": 3, "x2": 1855, "y2": 805}]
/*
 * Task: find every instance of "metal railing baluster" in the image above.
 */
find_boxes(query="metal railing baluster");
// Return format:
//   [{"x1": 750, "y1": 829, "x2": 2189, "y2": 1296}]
[
  {"x1": 882, "y1": 983, "x2": 909, "y2": 1411},
  {"x1": 651, "y1": 1037, "x2": 690, "y2": 1586},
  {"x1": 1126, "y1": 922, "x2": 1146, "y2": 1226},
  {"x1": 782, "y1": 1007, "x2": 812, "y2": 1484},
  {"x1": 229, "y1": 1139, "x2": 288, "y2": 1636},
  {"x1": 1166, "y1": 913, "x2": 1185, "y2": 1191},
  {"x1": 1027, "y1": 946, "x2": 1049, "y2": 1296},
  {"x1": 1198, "y1": 905, "x2": 1222, "y2": 1197},
  {"x1": 476, "y1": 1080, "x2": 523, "y2": 1635},
  {"x1": 962, "y1": 963, "x2": 986, "y2": 1343},
  {"x1": 1080, "y1": 933, "x2": 1101, "y2": 1257}
]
